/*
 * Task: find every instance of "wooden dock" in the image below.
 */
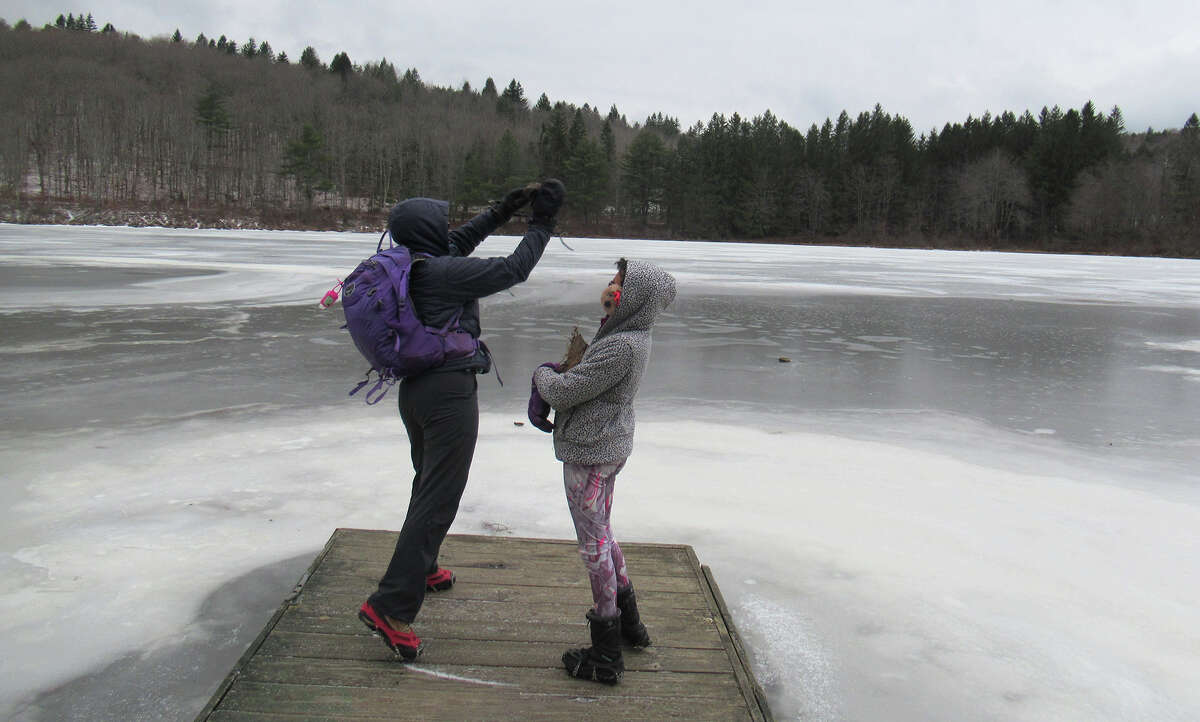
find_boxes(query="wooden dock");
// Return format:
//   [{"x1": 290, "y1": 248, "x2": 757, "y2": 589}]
[{"x1": 199, "y1": 529, "x2": 772, "y2": 721}]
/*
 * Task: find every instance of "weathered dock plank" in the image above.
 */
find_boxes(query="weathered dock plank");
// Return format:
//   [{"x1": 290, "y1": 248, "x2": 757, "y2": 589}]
[{"x1": 199, "y1": 529, "x2": 771, "y2": 721}]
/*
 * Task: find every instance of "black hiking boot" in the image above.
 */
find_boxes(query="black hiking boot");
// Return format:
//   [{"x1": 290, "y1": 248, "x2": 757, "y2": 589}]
[
  {"x1": 562, "y1": 610, "x2": 624, "y2": 684},
  {"x1": 617, "y1": 586, "x2": 652, "y2": 648}
]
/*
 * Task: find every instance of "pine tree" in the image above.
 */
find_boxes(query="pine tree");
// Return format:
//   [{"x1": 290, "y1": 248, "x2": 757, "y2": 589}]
[
  {"x1": 241, "y1": 38, "x2": 257, "y2": 58},
  {"x1": 257, "y1": 41, "x2": 272, "y2": 61},
  {"x1": 457, "y1": 138, "x2": 492, "y2": 212},
  {"x1": 539, "y1": 105, "x2": 570, "y2": 178},
  {"x1": 566, "y1": 136, "x2": 608, "y2": 223},
  {"x1": 535, "y1": 93, "x2": 551, "y2": 112},
  {"x1": 172, "y1": 29, "x2": 182, "y2": 43},
  {"x1": 622, "y1": 130, "x2": 668, "y2": 225},
  {"x1": 85, "y1": 13, "x2": 96, "y2": 31},
  {"x1": 283, "y1": 124, "x2": 333, "y2": 205},
  {"x1": 195, "y1": 32, "x2": 207, "y2": 46},
  {"x1": 194, "y1": 86, "x2": 232, "y2": 141},
  {"x1": 494, "y1": 129, "x2": 524, "y2": 190},
  {"x1": 276, "y1": 51, "x2": 288, "y2": 64},
  {"x1": 299, "y1": 46, "x2": 320, "y2": 70},
  {"x1": 330, "y1": 52, "x2": 352, "y2": 79},
  {"x1": 481, "y1": 77, "x2": 497, "y2": 99},
  {"x1": 600, "y1": 121, "x2": 615, "y2": 163},
  {"x1": 499, "y1": 79, "x2": 527, "y2": 113}
]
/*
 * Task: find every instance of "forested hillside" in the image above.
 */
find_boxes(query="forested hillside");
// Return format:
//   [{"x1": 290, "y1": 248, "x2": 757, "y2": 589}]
[{"x1": 1, "y1": 15, "x2": 1197, "y2": 256}]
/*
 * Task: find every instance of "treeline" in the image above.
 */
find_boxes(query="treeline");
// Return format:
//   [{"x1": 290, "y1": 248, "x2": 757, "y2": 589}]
[{"x1": 0, "y1": 15, "x2": 1197, "y2": 256}]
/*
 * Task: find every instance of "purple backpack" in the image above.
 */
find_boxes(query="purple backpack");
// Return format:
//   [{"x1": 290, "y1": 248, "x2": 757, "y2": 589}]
[{"x1": 342, "y1": 235, "x2": 478, "y2": 404}]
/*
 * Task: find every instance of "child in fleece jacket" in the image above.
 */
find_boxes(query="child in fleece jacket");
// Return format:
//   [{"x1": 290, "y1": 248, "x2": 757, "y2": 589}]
[{"x1": 530, "y1": 257, "x2": 677, "y2": 684}]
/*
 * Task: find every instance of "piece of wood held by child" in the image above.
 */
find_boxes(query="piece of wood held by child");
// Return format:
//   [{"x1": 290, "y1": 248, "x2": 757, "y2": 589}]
[{"x1": 561, "y1": 327, "x2": 588, "y2": 371}]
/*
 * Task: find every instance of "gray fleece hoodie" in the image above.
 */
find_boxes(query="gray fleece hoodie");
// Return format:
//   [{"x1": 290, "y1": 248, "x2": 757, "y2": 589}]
[{"x1": 533, "y1": 260, "x2": 677, "y2": 464}]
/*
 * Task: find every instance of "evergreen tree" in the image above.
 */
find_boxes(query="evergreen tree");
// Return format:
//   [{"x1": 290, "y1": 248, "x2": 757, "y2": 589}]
[
  {"x1": 299, "y1": 46, "x2": 321, "y2": 70},
  {"x1": 241, "y1": 38, "x2": 257, "y2": 58},
  {"x1": 622, "y1": 130, "x2": 668, "y2": 225},
  {"x1": 566, "y1": 136, "x2": 608, "y2": 223},
  {"x1": 499, "y1": 79, "x2": 527, "y2": 111},
  {"x1": 257, "y1": 41, "x2": 272, "y2": 61},
  {"x1": 481, "y1": 77, "x2": 498, "y2": 99},
  {"x1": 276, "y1": 51, "x2": 288, "y2": 64},
  {"x1": 535, "y1": 93, "x2": 552, "y2": 112},
  {"x1": 457, "y1": 138, "x2": 492, "y2": 213},
  {"x1": 539, "y1": 105, "x2": 571, "y2": 178},
  {"x1": 194, "y1": 86, "x2": 232, "y2": 142},
  {"x1": 100, "y1": 22, "x2": 113, "y2": 33},
  {"x1": 568, "y1": 109, "x2": 587, "y2": 153},
  {"x1": 172, "y1": 29, "x2": 182, "y2": 43},
  {"x1": 55, "y1": 14, "x2": 66, "y2": 29},
  {"x1": 330, "y1": 52, "x2": 353, "y2": 79},
  {"x1": 85, "y1": 13, "x2": 96, "y2": 31},
  {"x1": 283, "y1": 124, "x2": 333, "y2": 205},
  {"x1": 493, "y1": 129, "x2": 525, "y2": 190},
  {"x1": 600, "y1": 121, "x2": 615, "y2": 163},
  {"x1": 195, "y1": 32, "x2": 207, "y2": 46}
]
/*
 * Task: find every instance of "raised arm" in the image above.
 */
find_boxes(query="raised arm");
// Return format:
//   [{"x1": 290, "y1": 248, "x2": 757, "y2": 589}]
[
  {"x1": 437, "y1": 223, "x2": 554, "y2": 299},
  {"x1": 447, "y1": 185, "x2": 537, "y2": 257}
]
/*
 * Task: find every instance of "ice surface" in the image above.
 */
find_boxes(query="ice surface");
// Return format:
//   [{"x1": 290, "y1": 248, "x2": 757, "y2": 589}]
[{"x1": 0, "y1": 224, "x2": 1198, "y2": 721}]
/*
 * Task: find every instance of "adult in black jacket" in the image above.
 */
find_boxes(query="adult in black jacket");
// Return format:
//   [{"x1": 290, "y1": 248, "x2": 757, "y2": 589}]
[{"x1": 358, "y1": 180, "x2": 566, "y2": 660}]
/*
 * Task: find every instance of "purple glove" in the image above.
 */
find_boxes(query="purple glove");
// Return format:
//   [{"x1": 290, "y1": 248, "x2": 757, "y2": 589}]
[{"x1": 528, "y1": 363, "x2": 560, "y2": 433}]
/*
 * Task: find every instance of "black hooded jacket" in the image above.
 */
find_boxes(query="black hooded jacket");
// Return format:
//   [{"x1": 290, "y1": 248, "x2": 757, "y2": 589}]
[{"x1": 386, "y1": 198, "x2": 552, "y2": 375}]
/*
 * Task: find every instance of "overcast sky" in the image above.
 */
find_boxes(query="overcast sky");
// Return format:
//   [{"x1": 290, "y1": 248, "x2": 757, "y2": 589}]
[{"x1": 4, "y1": 1, "x2": 1197, "y2": 134}]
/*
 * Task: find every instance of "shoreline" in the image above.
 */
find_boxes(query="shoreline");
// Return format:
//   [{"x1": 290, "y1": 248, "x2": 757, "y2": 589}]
[{"x1": 0, "y1": 200, "x2": 1193, "y2": 260}]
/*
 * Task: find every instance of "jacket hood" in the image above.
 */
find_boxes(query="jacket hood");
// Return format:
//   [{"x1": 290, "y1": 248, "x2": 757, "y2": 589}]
[
  {"x1": 597, "y1": 260, "x2": 676, "y2": 338},
  {"x1": 388, "y1": 198, "x2": 450, "y2": 256}
]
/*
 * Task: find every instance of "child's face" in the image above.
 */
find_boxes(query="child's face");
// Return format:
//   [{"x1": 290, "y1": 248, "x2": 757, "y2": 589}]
[{"x1": 601, "y1": 271, "x2": 623, "y2": 315}]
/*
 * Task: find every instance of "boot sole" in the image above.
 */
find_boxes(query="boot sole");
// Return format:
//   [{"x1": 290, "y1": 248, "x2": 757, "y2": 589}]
[
  {"x1": 357, "y1": 609, "x2": 423, "y2": 661},
  {"x1": 563, "y1": 649, "x2": 623, "y2": 685}
]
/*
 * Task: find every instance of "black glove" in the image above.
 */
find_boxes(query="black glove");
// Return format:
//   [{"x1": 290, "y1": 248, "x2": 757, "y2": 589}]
[
  {"x1": 530, "y1": 178, "x2": 566, "y2": 229},
  {"x1": 496, "y1": 184, "x2": 535, "y2": 221}
]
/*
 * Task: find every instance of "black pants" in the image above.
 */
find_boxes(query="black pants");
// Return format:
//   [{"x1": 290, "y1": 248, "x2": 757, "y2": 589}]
[{"x1": 369, "y1": 369, "x2": 478, "y2": 623}]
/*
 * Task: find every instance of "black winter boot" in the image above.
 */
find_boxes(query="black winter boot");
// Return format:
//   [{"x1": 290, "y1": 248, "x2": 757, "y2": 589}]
[
  {"x1": 616, "y1": 586, "x2": 652, "y2": 648},
  {"x1": 562, "y1": 610, "x2": 624, "y2": 684}
]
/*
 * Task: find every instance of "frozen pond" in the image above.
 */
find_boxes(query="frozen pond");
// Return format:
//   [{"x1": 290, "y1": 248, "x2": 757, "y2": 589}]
[{"x1": 1, "y1": 224, "x2": 1198, "y2": 720}]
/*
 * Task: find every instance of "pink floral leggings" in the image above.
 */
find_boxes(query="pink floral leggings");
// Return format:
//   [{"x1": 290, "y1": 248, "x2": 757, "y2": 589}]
[{"x1": 563, "y1": 460, "x2": 630, "y2": 618}]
